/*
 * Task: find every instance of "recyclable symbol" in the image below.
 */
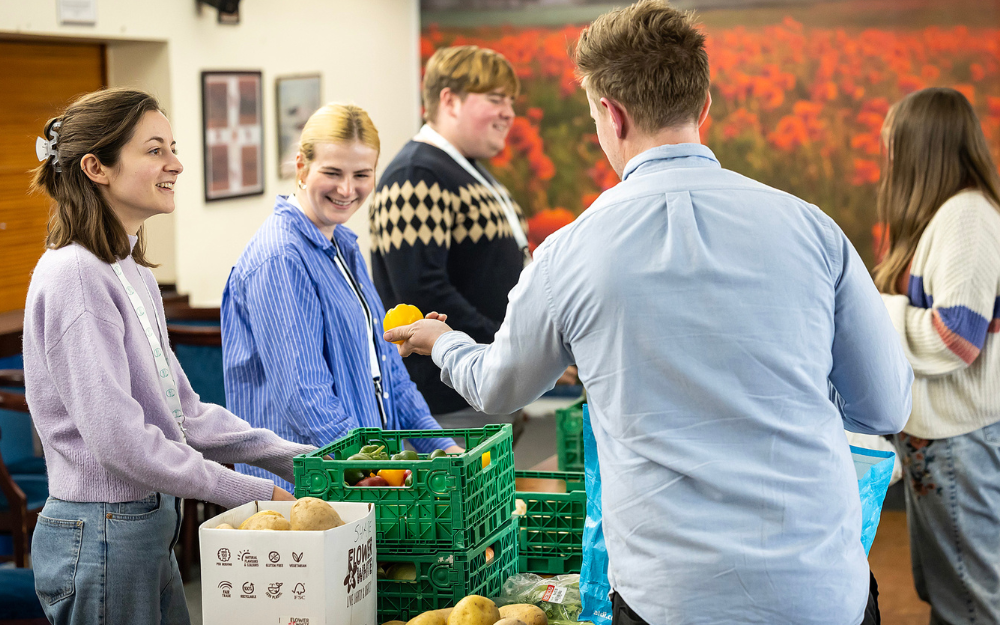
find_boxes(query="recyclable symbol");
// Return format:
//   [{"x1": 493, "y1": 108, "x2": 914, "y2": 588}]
[{"x1": 243, "y1": 582, "x2": 254, "y2": 595}]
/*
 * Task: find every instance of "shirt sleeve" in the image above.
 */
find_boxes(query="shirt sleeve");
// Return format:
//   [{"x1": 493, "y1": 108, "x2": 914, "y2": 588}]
[
  {"x1": 827, "y1": 223, "x2": 914, "y2": 435},
  {"x1": 242, "y1": 255, "x2": 361, "y2": 447},
  {"x1": 432, "y1": 249, "x2": 573, "y2": 416},
  {"x1": 880, "y1": 202, "x2": 1000, "y2": 377},
  {"x1": 372, "y1": 165, "x2": 502, "y2": 343},
  {"x1": 44, "y1": 311, "x2": 276, "y2": 509}
]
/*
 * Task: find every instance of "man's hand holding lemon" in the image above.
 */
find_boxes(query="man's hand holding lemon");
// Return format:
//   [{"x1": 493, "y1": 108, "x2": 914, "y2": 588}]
[{"x1": 383, "y1": 304, "x2": 452, "y2": 357}]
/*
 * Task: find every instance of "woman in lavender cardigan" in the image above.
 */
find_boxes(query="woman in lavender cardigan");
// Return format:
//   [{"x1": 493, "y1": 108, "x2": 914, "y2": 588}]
[{"x1": 23, "y1": 88, "x2": 314, "y2": 625}]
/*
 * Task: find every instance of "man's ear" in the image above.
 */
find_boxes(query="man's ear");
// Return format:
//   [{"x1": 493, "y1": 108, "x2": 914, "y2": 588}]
[
  {"x1": 600, "y1": 97, "x2": 627, "y2": 140},
  {"x1": 697, "y1": 91, "x2": 712, "y2": 128},
  {"x1": 80, "y1": 154, "x2": 110, "y2": 186},
  {"x1": 438, "y1": 87, "x2": 461, "y2": 119}
]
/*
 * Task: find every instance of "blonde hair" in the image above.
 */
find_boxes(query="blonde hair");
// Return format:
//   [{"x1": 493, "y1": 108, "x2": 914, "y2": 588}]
[
  {"x1": 873, "y1": 88, "x2": 1000, "y2": 294},
  {"x1": 297, "y1": 103, "x2": 380, "y2": 181},
  {"x1": 422, "y1": 46, "x2": 520, "y2": 123},
  {"x1": 575, "y1": 0, "x2": 709, "y2": 133},
  {"x1": 31, "y1": 87, "x2": 162, "y2": 267}
]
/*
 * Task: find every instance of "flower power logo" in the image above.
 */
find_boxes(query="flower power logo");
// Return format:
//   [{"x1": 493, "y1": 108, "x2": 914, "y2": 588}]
[{"x1": 343, "y1": 538, "x2": 373, "y2": 593}]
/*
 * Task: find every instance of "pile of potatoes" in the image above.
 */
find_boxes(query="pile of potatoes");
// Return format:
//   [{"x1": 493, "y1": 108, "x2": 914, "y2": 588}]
[
  {"x1": 384, "y1": 595, "x2": 547, "y2": 625},
  {"x1": 214, "y1": 497, "x2": 345, "y2": 531}
]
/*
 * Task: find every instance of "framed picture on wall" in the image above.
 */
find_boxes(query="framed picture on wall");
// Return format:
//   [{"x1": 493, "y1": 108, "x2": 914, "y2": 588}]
[
  {"x1": 276, "y1": 74, "x2": 322, "y2": 179},
  {"x1": 201, "y1": 70, "x2": 264, "y2": 201}
]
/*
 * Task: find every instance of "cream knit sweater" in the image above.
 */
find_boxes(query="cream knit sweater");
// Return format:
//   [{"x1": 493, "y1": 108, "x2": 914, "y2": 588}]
[{"x1": 882, "y1": 189, "x2": 1000, "y2": 439}]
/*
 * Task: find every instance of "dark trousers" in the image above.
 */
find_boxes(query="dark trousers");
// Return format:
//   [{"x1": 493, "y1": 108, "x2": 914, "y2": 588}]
[{"x1": 611, "y1": 571, "x2": 881, "y2": 625}]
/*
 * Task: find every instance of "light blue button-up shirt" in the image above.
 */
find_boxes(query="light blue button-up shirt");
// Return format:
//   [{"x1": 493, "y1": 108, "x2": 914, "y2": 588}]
[
  {"x1": 432, "y1": 144, "x2": 912, "y2": 625},
  {"x1": 222, "y1": 197, "x2": 453, "y2": 491}
]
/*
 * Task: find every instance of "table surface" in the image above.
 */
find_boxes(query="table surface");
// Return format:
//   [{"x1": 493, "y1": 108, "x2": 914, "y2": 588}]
[{"x1": 515, "y1": 453, "x2": 570, "y2": 493}]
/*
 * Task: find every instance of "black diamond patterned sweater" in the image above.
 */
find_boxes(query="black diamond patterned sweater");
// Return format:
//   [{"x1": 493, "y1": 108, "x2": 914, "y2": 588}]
[{"x1": 370, "y1": 140, "x2": 528, "y2": 415}]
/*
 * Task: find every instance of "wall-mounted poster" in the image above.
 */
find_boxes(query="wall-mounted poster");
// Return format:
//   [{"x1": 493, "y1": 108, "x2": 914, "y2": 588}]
[
  {"x1": 202, "y1": 70, "x2": 264, "y2": 201},
  {"x1": 276, "y1": 74, "x2": 322, "y2": 179}
]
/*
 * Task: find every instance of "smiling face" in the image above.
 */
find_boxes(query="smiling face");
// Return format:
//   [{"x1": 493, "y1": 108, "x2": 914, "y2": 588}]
[
  {"x1": 296, "y1": 141, "x2": 379, "y2": 238},
  {"x1": 101, "y1": 110, "x2": 183, "y2": 233},
  {"x1": 445, "y1": 89, "x2": 515, "y2": 160}
]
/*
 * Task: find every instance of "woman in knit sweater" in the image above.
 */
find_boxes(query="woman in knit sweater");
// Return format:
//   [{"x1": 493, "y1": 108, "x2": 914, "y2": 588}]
[
  {"x1": 875, "y1": 87, "x2": 1000, "y2": 623},
  {"x1": 24, "y1": 88, "x2": 313, "y2": 625}
]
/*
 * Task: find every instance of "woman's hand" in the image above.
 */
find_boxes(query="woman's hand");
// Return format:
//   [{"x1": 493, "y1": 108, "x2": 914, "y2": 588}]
[
  {"x1": 272, "y1": 485, "x2": 296, "y2": 501},
  {"x1": 445, "y1": 445, "x2": 465, "y2": 454},
  {"x1": 383, "y1": 316, "x2": 453, "y2": 357}
]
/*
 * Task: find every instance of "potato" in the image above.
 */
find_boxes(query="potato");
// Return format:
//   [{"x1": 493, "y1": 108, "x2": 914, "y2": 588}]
[
  {"x1": 494, "y1": 620, "x2": 527, "y2": 625},
  {"x1": 435, "y1": 608, "x2": 454, "y2": 621},
  {"x1": 214, "y1": 523, "x2": 235, "y2": 530},
  {"x1": 290, "y1": 497, "x2": 344, "y2": 531},
  {"x1": 239, "y1": 510, "x2": 291, "y2": 531},
  {"x1": 407, "y1": 611, "x2": 447, "y2": 625},
  {"x1": 513, "y1": 499, "x2": 527, "y2": 516},
  {"x1": 498, "y1": 605, "x2": 546, "y2": 625},
  {"x1": 382, "y1": 621, "x2": 406, "y2": 625},
  {"x1": 447, "y1": 595, "x2": 500, "y2": 625}
]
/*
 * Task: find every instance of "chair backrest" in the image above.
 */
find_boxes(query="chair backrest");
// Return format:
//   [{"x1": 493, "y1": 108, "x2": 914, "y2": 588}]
[
  {"x1": 168, "y1": 324, "x2": 226, "y2": 407},
  {"x1": 0, "y1": 391, "x2": 33, "y2": 468}
]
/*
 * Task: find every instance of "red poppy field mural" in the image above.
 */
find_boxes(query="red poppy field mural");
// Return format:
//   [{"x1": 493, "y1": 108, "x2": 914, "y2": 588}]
[{"x1": 422, "y1": 5, "x2": 1000, "y2": 266}]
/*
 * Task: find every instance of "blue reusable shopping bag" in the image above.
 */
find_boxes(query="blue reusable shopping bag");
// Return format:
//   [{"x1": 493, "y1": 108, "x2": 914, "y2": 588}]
[
  {"x1": 579, "y1": 404, "x2": 612, "y2": 625},
  {"x1": 850, "y1": 445, "x2": 895, "y2": 555}
]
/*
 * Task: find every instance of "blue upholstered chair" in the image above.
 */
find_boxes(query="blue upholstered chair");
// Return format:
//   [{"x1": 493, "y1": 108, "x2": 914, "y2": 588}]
[
  {"x1": 0, "y1": 567, "x2": 46, "y2": 622},
  {"x1": 0, "y1": 390, "x2": 47, "y2": 569}
]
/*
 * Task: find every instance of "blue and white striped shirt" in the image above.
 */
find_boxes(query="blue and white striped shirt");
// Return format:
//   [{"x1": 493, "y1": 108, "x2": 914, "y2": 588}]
[{"x1": 222, "y1": 196, "x2": 453, "y2": 490}]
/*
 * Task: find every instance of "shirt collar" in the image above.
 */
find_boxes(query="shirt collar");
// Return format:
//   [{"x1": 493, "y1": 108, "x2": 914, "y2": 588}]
[
  {"x1": 621, "y1": 143, "x2": 721, "y2": 182},
  {"x1": 274, "y1": 195, "x2": 358, "y2": 251}
]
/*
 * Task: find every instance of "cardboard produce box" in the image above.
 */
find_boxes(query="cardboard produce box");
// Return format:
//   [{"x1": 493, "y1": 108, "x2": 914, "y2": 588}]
[{"x1": 200, "y1": 500, "x2": 376, "y2": 625}]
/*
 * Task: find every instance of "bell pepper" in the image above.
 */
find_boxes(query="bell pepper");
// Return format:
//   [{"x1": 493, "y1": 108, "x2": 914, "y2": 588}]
[
  {"x1": 392, "y1": 450, "x2": 419, "y2": 461},
  {"x1": 429, "y1": 449, "x2": 448, "y2": 459},
  {"x1": 377, "y1": 469, "x2": 407, "y2": 487},
  {"x1": 383, "y1": 304, "x2": 424, "y2": 344}
]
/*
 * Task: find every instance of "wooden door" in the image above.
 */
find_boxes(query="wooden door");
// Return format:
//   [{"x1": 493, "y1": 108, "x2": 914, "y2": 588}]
[{"x1": 0, "y1": 40, "x2": 105, "y2": 314}]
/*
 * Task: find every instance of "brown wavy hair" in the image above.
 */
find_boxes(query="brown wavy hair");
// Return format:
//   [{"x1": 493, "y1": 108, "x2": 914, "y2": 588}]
[
  {"x1": 873, "y1": 87, "x2": 1000, "y2": 294},
  {"x1": 30, "y1": 88, "x2": 163, "y2": 267},
  {"x1": 575, "y1": 0, "x2": 709, "y2": 133}
]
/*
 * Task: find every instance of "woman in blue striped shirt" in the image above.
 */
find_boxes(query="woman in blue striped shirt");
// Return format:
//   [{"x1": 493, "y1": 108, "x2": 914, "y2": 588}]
[{"x1": 221, "y1": 104, "x2": 459, "y2": 490}]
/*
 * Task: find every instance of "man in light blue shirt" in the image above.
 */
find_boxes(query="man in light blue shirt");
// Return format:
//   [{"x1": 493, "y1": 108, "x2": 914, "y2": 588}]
[{"x1": 385, "y1": 2, "x2": 913, "y2": 623}]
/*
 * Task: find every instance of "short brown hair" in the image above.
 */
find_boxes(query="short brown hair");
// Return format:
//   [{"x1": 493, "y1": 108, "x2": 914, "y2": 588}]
[
  {"x1": 575, "y1": 0, "x2": 709, "y2": 132},
  {"x1": 422, "y1": 45, "x2": 520, "y2": 123},
  {"x1": 31, "y1": 88, "x2": 163, "y2": 267},
  {"x1": 873, "y1": 88, "x2": 1000, "y2": 294}
]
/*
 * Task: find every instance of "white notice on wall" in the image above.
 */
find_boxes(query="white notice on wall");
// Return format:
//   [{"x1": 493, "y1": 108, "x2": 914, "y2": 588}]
[{"x1": 58, "y1": 0, "x2": 97, "y2": 25}]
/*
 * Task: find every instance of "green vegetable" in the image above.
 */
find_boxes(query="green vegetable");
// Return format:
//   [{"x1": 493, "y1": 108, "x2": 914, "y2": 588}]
[
  {"x1": 392, "y1": 450, "x2": 419, "y2": 461},
  {"x1": 359, "y1": 444, "x2": 388, "y2": 459},
  {"x1": 429, "y1": 449, "x2": 448, "y2": 459}
]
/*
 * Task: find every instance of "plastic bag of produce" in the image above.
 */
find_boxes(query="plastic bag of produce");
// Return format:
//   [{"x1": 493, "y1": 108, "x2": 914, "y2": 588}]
[
  {"x1": 579, "y1": 404, "x2": 612, "y2": 625},
  {"x1": 496, "y1": 573, "x2": 583, "y2": 623}
]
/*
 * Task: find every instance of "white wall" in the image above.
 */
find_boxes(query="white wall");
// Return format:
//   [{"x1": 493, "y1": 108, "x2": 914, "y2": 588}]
[{"x1": 0, "y1": 0, "x2": 422, "y2": 305}]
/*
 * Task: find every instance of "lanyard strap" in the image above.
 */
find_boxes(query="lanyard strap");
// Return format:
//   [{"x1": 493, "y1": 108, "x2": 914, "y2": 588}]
[
  {"x1": 331, "y1": 241, "x2": 388, "y2": 428},
  {"x1": 415, "y1": 124, "x2": 531, "y2": 265},
  {"x1": 110, "y1": 261, "x2": 187, "y2": 443}
]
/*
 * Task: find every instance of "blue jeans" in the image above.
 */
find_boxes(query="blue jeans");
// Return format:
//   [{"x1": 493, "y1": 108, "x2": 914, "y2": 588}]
[
  {"x1": 897, "y1": 423, "x2": 1000, "y2": 625},
  {"x1": 32, "y1": 493, "x2": 191, "y2": 625}
]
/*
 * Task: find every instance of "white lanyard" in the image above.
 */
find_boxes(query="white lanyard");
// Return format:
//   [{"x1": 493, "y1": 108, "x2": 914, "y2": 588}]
[
  {"x1": 110, "y1": 260, "x2": 187, "y2": 443},
  {"x1": 415, "y1": 124, "x2": 531, "y2": 265}
]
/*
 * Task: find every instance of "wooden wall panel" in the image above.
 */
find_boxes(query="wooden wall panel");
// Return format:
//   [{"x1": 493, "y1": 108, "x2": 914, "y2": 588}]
[{"x1": 0, "y1": 40, "x2": 105, "y2": 314}]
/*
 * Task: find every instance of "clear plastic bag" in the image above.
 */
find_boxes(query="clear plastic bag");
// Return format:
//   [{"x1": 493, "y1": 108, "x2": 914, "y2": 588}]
[{"x1": 496, "y1": 573, "x2": 584, "y2": 624}]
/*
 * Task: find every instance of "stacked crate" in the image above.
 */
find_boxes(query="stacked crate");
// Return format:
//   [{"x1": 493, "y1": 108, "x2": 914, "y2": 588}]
[
  {"x1": 514, "y1": 470, "x2": 586, "y2": 574},
  {"x1": 556, "y1": 398, "x2": 586, "y2": 472},
  {"x1": 293, "y1": 424, "x2": 519, "y2": 623}
]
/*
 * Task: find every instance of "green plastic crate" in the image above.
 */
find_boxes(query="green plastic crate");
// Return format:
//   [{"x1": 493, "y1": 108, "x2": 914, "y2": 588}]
[
  {"x1": 556, "y1": 399, "x2": 586, "y2": 472},
  {"x1": 515, "y1": 470, "x2": 586, "y2": 574},
  {"x1": 376, "y1": 516, "x2": 520, "y2": 622},
  {"x1": 294, "y1": 424, "x2": 515, "y2": 550}
]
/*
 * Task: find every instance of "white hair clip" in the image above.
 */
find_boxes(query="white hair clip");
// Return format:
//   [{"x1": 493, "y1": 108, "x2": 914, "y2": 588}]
[{"x1": 35, "y1": 121, "x2": 62, "y2": 172}]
